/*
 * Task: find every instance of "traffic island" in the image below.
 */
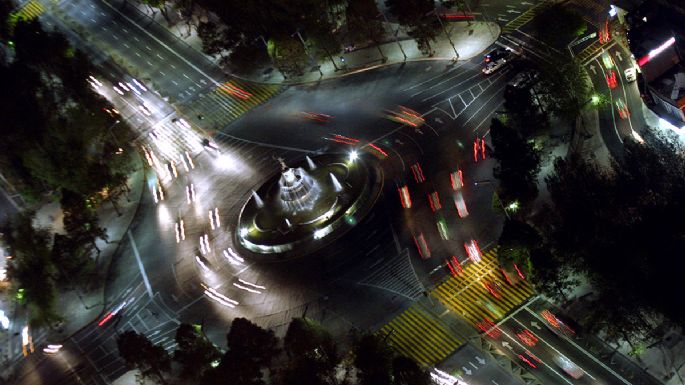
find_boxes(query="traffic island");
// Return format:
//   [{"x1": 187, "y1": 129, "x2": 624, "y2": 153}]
[{"x1": 235, "y1": 153, "x2": 382, "y2": 261}]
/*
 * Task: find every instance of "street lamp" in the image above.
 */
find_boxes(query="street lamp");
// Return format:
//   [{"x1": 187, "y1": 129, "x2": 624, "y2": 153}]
[
  {"x1": 427, "y1": 10, "x2": 459, "y2": 59},
  {"x1": 292, "y1": 29, "x2": 323, "y2": 77},
  {"x1": 377, "y1": 12, "x2": 407, "y2": 60}
]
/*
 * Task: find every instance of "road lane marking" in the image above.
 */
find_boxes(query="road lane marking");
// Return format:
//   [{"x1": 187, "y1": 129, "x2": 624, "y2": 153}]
[
  {"x1": 524, "y1": 307, "x2": 632, "y2": 385},
  {"x1": 159, "y1": 71, "x2": 165, "y2": 76},
  {"x1": 145, "y1": 45, "x2": 152, "y2": 51},
  {"x1": 99, "y1": 0, "x2": 223, "y2": 87},
  {"x1": 511, "y1": 317, "x2": 597, "y2": 380},
  {"x1": 127, "y1": 230, "x2": 154, "y2": 299},
  {"x1": 156, "y1": 54, "x2": 164, "y2": 59},
  {"x1": 134, "y1": 52, "x2": 141, "y2": 57}
]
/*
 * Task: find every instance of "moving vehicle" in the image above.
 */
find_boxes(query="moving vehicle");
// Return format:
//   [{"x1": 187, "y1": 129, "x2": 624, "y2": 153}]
[
  {"x1": 602, "y1": 52, "x2": 615, "y2": 69},
  {"x1": 606, "y1": 70, "x2": 618, "y2": 89},
  {"x1": 484, "y1": 48, "x2": 510, "y2": 63},
  {"x1": 553, "y1": 355, "x2": 584, "y2": 379},
  {"x1": 483, "y1": 58, "x2": 507, "y2": 75},
  {"x1": 624, "y1": 67, "x2": 637, "y2": 82},
  {"x1": 616, "y1": 98, "x2": 631, "y2": 119},
  {"x1": 301, "y1": 112, "x2": 332, "y2": 123},
  {"x1": 508, "y1": 70, "x2": 538, "y2": 89}
]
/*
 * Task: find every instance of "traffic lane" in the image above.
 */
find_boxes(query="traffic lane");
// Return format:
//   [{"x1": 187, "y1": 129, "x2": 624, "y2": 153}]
[
  {"x1": 476, "y1": 0, "x2": 545, "y2": 25},
  {"x1": 502, "y1": 318, "x2": 604, "y2": 385},
  {"x1": 58, "y1": 0, "x2": 215, "y2": 102},
  {"x1": 511, "y1": 308, "x2": 632, "y2": 385},
  {"x1": 610, "y1": 45, "x2": 646, "y2": 132},
  {"x1": 488, "y1": 321, "x2": 579, "y2": 385},
  {"x1": 587, "y1": 56, "x2": 626, "y2": 158}
]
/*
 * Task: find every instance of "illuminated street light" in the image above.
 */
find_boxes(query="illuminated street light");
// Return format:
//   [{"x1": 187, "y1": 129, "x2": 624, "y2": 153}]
[{"x1": 349, "y1": 150, "x2": 358, "y2": 162}]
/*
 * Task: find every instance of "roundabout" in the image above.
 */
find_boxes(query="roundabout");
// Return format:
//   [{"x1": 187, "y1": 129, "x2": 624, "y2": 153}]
[{"x1": 235, "y1": 152, "x2": 383, "y2": 259}]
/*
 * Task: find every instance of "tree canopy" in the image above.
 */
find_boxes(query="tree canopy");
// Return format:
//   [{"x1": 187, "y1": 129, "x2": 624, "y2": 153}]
[
  {"x1": 541, "y1": 131, "x2": 685, "y2": 342},
  {"x1": 489, "y1": 118, "x2": 542, "y2": 206}
]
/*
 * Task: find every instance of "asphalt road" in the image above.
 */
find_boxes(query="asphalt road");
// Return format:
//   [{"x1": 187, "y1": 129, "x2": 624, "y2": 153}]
[{"x1": 8, "y1": 1, "x2": 657, "y2": 385}]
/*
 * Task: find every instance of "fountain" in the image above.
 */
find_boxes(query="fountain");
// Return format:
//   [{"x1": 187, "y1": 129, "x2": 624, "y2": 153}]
[{"x1": 235, "y1": 153, "x2": 382, "y2": 258}]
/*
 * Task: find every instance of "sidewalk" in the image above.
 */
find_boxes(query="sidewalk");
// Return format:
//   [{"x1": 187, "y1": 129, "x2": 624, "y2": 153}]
[
  {"x1": 127, "y1": 1, "x2": 500, "y2": 85},
  {"x1": 1, "y1": 153, "x2": 147, "y2": 376}
]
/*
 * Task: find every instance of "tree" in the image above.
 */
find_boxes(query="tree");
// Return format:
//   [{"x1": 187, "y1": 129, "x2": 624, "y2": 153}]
[
  {"x1": 141, "y1": 0, "x2": 171, "y2": 22},
  {"x1": 346, "y1": 0, "x2": 386, "y2": 57},
  {"x1": 1, "y1": 212, "x2": 61, "y2": 328},
  {"x1": 174, "y1": 0, "x2": 196, "y2": 37},
  {"x1": 353, "y1": 333, "x2": 393, "y2": 385},
  {"x1": 117, "y1": 330, "x2": 171, "y2": 384},
  {"x1": 270, "y1": 35, "x2": 309, "y2": 78},
  {"x1": 497, "y1": 218, "x2": 541, "y2": 271},
  {"x1": 532, "y1": 4, "x2": 586, "y2": 49},
  {"x1": 385, "y1": 0, "x2": 439, "y2": 55},
  {"x1": 541, "y1": 131, "x2": 685, "y2": 342},
  {"x1": 174, "y1": 323, "x2": 221, "y2": 382},
  {"x1": 535, "y1": 56, "x2": 592, "y2": 124},
  {"x1": 204, "y1": 318, "x2": 278, "y2": 385},
  {"x1": 277, "y1": 318, "x2": 339, "y2": 385},
  {"x1": 197, "y1": 21, "x2": 228, "y2": 57},
  {"x1": 223, "y1": 39, "x2": 270, "y2": 74},
  {"x1": 309, "y1": 19, "x2": 342, "y2": 71},
  {"x1": 391, "y1": 356, "x2": 432, "y2": 385},
  {"x1": 489, "y1": 118, "x2": 541, "y2": 206}
]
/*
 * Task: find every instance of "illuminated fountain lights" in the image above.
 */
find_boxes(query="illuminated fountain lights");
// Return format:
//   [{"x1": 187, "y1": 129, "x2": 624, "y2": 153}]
[{"x1": 236, "y1": 154, "x2": 382, "y2": 257}]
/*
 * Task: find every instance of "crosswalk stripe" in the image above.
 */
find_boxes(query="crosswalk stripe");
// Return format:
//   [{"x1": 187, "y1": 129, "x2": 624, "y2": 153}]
[
  {"x1": 432, "y1": 246, "x2": 534, "y2": 328},
  {"x1": 502, "y1": 1, "x2": 551, "y2": 34},
  {"x1": 403, "y1": 309, "x2": 451, "y2": 357},
  {"x1": 389, "y1": 317, "x2": 437, "y2": 364},
  {"x1": 15, "y1": 0, "x2": 44, "y2": 20},
  {"x1": 380, "y1": 303, "x2": 465, "y2": 366}
]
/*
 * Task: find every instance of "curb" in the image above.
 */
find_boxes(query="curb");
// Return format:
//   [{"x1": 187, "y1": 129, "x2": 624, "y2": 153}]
[
  {"x1": 59, "y1": 152, "x2": 148, "y2": 342},
  {"x1": 235, "y1": 23, "x2": 502, "y2": 87}
]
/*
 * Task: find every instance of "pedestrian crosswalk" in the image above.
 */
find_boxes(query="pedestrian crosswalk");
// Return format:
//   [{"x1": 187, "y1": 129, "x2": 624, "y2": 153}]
[
  {"x1": 501, "y1": 1, "x2": 552, "y2": 34},
  {"x1": 577, "y1": 39, "x2": 614, "y2": 63},
  {"x1": 12, "y1": 0, "x2": 44, "y2": 22},
  {"x1": 379, "y1": 304, "x2": 464, "y2": 366},
  {"x1": 184, "y1": 80, "x2": 282, "y2": 130},
  {"x1": 432, "y1": 247, "x2": 535, "y2": 327},
  {"x1": 358, "y1": 249, "x2": 426, "y2": 301}
]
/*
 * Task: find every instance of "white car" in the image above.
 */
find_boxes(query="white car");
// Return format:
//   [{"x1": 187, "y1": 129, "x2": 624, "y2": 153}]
[
  {"x1": 553, "y1": 355, "x2": 584, "y2": 379},
  {"x1": 624, "y1": 67, "x2": 637, "y2": 82},
  {"x1": 483, "y1": 58, "x2": 506, "y2": 75}
]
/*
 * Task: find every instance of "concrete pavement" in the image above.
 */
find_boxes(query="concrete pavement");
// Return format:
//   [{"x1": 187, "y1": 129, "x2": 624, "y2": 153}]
[
  {"x1": 127, "y1": 0, "x2": 500, "y2": 85},
  {"x1": 3, "y1": 154, "x2": 147, "y2": 383}
]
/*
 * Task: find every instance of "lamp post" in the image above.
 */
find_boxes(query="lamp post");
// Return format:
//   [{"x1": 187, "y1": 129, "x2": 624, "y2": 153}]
[
  {"x1": 428, "y1": 10, "x2": 459, "y2": 59},
  {"x1": 378, "y1": 11, "x2": 407, "y2": 60},
  {"x1": 292, "y1": 29, "x2": 323, "y2": 77}
]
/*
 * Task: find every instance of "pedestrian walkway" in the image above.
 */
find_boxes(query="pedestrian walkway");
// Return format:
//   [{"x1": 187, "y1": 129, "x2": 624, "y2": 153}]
[
  {"x1": 577, "y1": 39, "x2": 615, "y2": 63},
  {"x1": 180, "y1": 80, "x2": 283, "y2": 129},
  {"x1": 123, "y1": 0, "x2": 499, "y2": 86},
  {"x1": 379, "y1": 302, "x2": 465, "y2": 366},
  {"x1": 432, "y1": 247, "x2": 535, "y2": 327},
  {"x1": 12, "y1": 0, "x2": 44, "y2": 21},
  {"x1": 501, "y1": 1, "x2": 552, "y2": 34}
]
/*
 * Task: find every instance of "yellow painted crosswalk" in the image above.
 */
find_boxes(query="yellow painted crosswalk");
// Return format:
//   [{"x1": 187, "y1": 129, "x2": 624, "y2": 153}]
[
  {"x1": 379, "y1": 305, "x2": 464, "y2": 366},
  {"x1": 501, "y1": 1, "x2": 552, "y2": 34},
  {"x1": 577, "y1": 39, "x2": 612, "y2": 63},
  {"x1": 187, "y1": 80, "x2": 282, "y2": 128},
  {"x1": 12, "y1": 0, "x2": 44, "y2": 22},
  {"x1": 432, "y1": 247, "x2": 535, "y2": 327}
]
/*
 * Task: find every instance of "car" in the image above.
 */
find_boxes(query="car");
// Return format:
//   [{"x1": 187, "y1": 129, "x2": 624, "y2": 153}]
[
  {"x1": 624, "y1": 67, "x2": 637, "y2": 82},
  {"x1": 508, "y1": 70, "x2": 538, "y2": 89},
  {"x1": 606, "y1": 70, "x2": 618, "y2": 89},
  {"x1": 301, "y1": 112, "x2": 332, "y2": 123},
  {"x1": 483, "y1": 58, "x2": 507, "y2": 75},
  {"x1": 484, "y1": 48, "x2": 510, "y2": 63},
  {"x1": 616, "y1": 98, "x2": 631, "y2": 119},
  {"x1": 553, "y1": 355, "x2": 584, "y2": 379},
  {"x1": 515, "y1": 328, "x2": 539, "y2": 347},
  {"x1": 602, "y1": 52, "x2": 615, "y2": 69}
]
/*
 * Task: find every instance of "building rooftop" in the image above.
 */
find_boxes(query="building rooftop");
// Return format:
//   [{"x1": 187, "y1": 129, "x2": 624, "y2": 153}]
[{"x1": 649, "y1": 64, "x2": 685, "y2": 104}]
